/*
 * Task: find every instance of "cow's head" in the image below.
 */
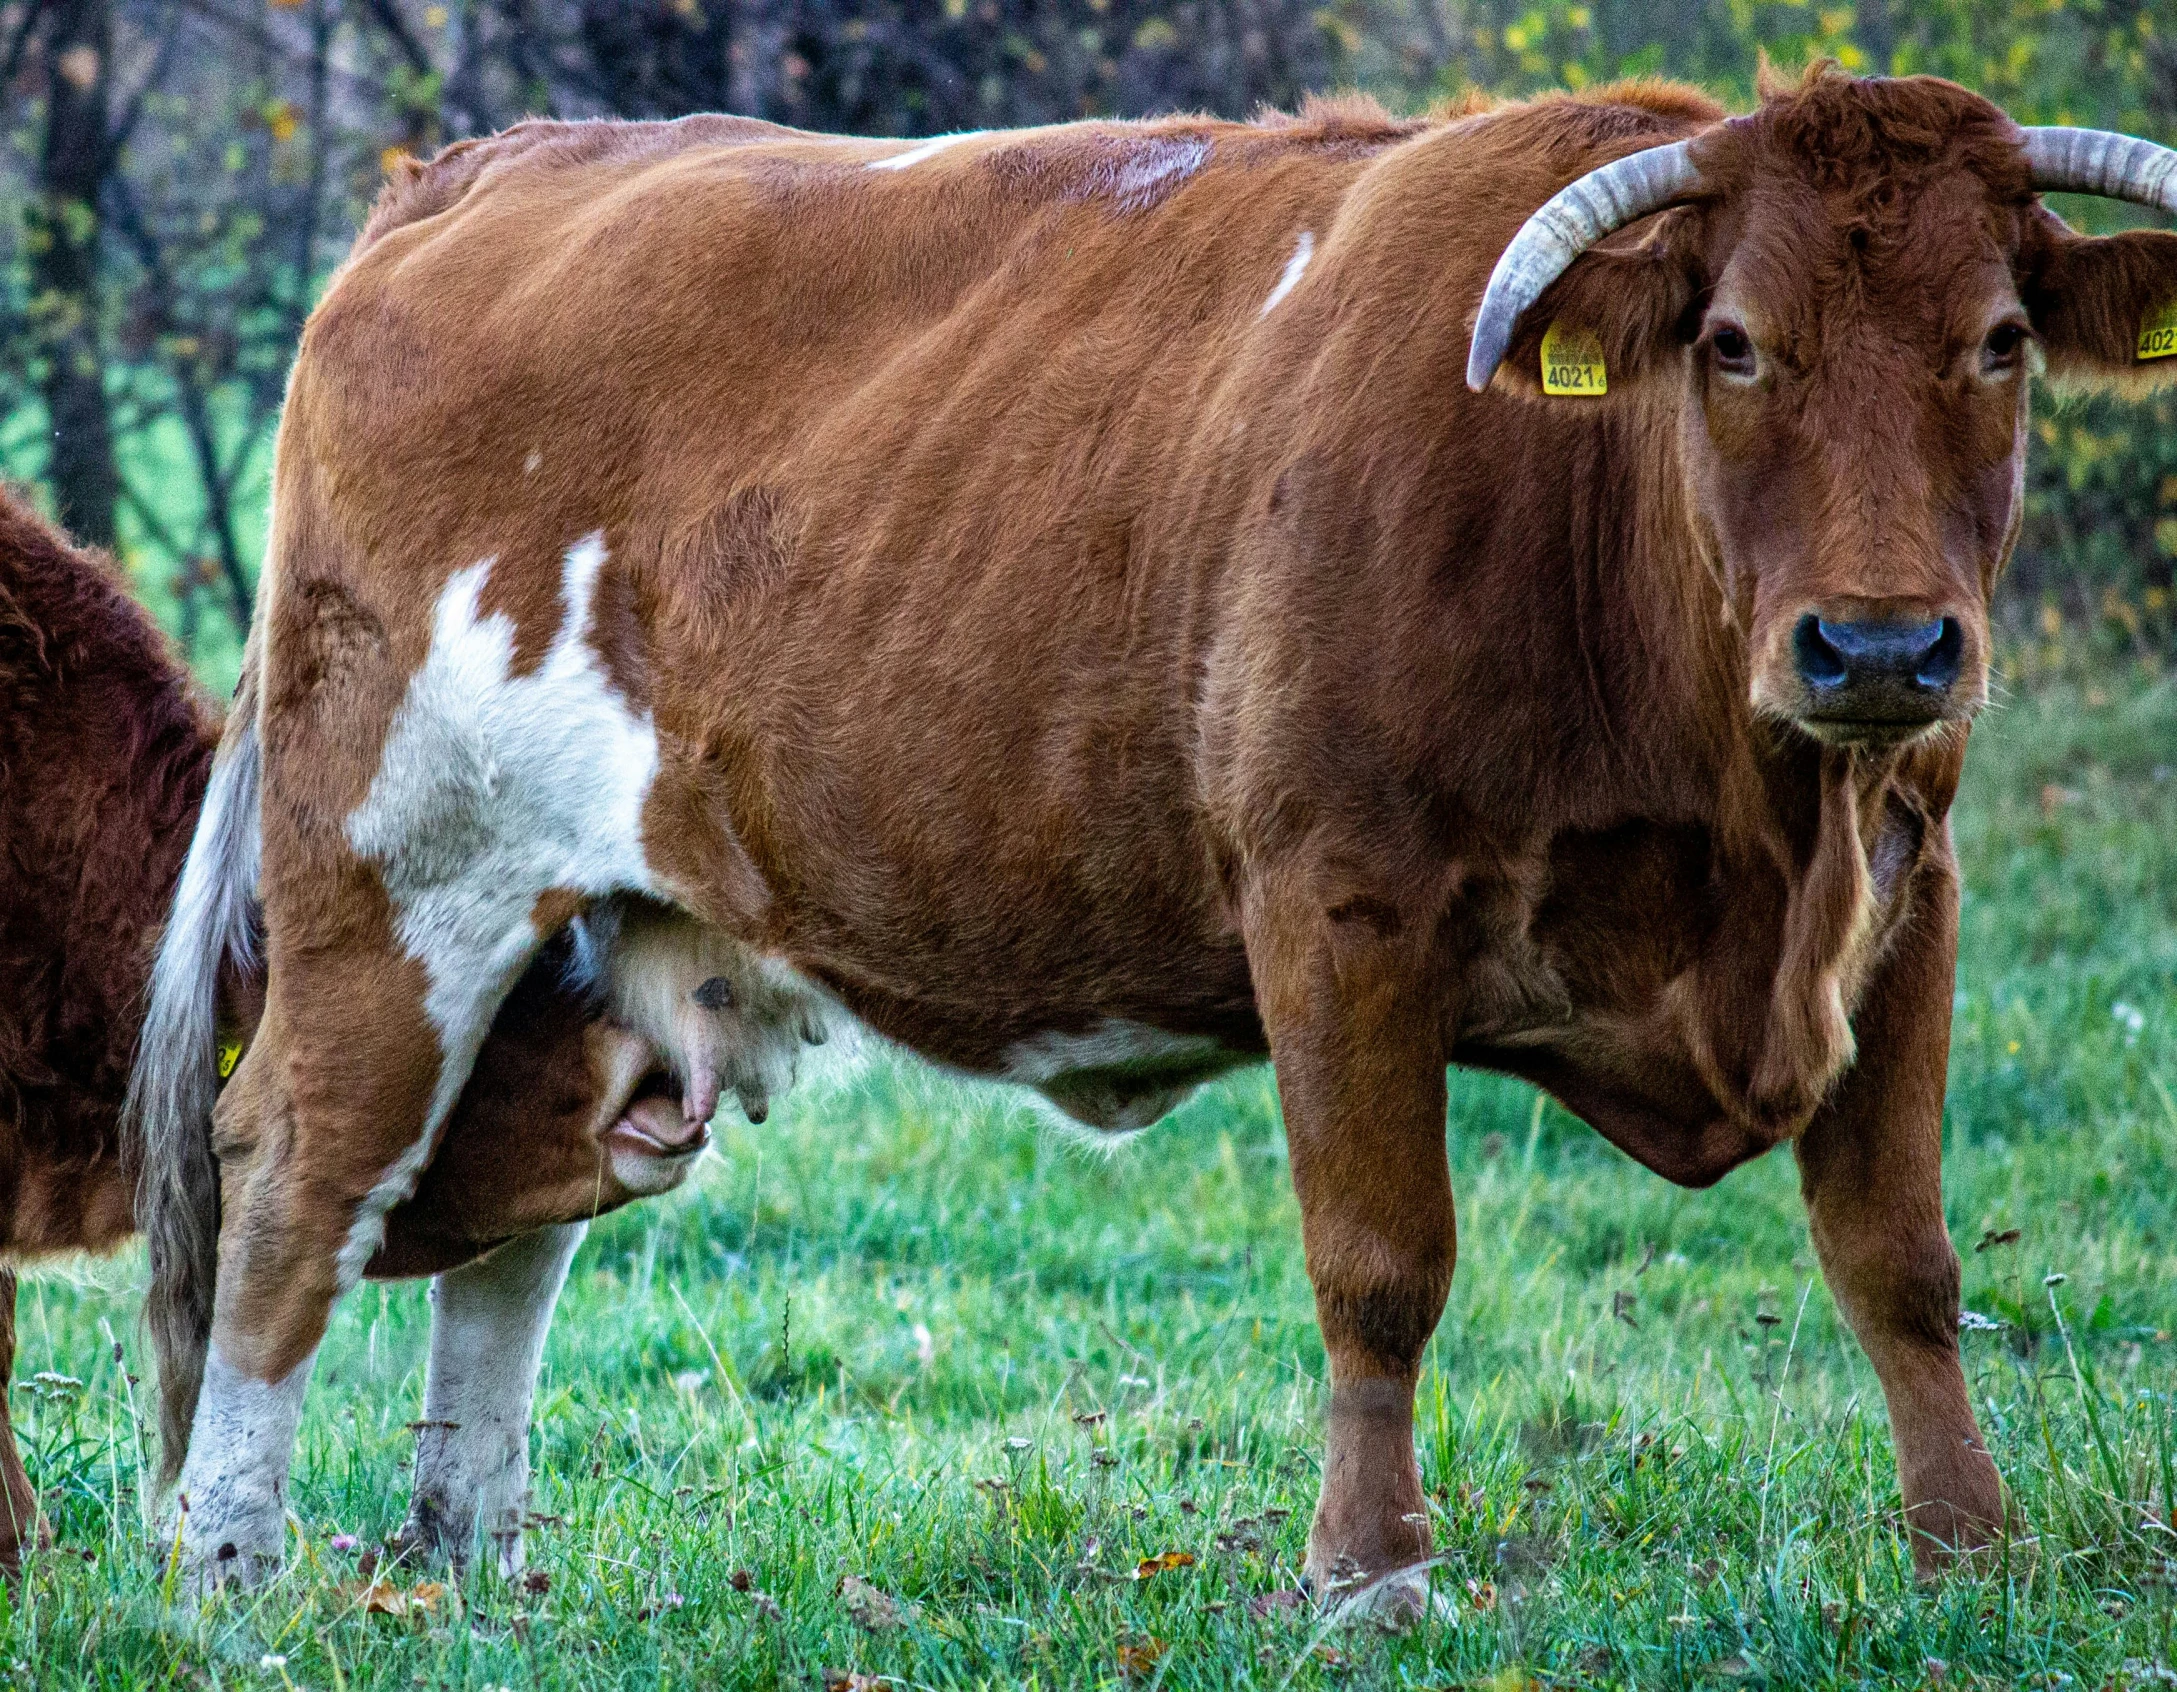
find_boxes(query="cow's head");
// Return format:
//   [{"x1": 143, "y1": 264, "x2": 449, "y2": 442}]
[{"x1": 1468, "y1": 68, "x2": 2177, "y2": 748}]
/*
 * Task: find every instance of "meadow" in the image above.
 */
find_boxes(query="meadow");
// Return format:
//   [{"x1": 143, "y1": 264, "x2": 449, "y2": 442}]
[{"x1": 5, "y1": 666, "x2": 2177, "y2": 1688}]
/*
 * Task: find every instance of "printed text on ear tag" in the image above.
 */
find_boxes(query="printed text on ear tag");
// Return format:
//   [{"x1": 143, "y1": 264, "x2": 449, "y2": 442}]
[
  {"x1": 217, "y1": 1040, "x2": 242, "y2": 1080},
  {"x1": 2138, "y1": 300, "x2": 2177, "y2": 362},
  {"x1": 1541, "y1": 322, "x2": 1607, "y2": 395}
]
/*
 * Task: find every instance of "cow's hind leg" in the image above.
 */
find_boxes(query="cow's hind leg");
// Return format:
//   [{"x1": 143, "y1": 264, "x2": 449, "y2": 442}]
[
  {"x1": 179, "y1": 870, "x2": 548, "y2": 1587},
  {"x1": 1795, "y1": 855, "x2": 2002, "y2": 1573},
  {"x1": 1246, "y1": 871, "x2": 1455, "y2": 1617},
  {"x1": 393, "y1": 1222, "x2": 586, "y2": 1577}
]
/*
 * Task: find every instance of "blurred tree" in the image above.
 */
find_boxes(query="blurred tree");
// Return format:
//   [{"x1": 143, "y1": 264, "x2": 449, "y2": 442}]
[
  {"x1": 0, "y1": 0, "x2": 2167, "y2": 674},
  {"x1": 28, "y1": 0, "x2": 119, "y2": 547}
]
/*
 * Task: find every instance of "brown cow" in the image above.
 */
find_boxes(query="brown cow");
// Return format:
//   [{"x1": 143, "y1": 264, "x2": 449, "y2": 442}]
[
  {"x1": 0, "y1": 487, "x2": 759, "y2": 1573},
  {"x1": 134, "y1": 66, "x2": 2177, "y2": 1605}
]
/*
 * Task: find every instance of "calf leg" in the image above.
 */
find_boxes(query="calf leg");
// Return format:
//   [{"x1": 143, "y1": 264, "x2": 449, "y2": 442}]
[
  {"x1": 1246, "y1": 874, "x2": 1454, "y2": 1611},
  {"x1": 394, "y1": 1222, "x2": 586, "y2": 1577},
  {"x1": 1795, "y1": 852, "x2": 2002, "y2": 1572},
  {"x1": 0, "y1": 1273, "x2": 43, "y2": 1573}
]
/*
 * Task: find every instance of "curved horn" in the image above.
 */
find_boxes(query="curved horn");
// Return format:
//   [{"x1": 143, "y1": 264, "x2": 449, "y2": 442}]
[
  {"x1": 2021, "y1": 127, "x2": 2177, "y2": 215},
  {"x1": 1465, "y1": 140, "x2": 1703, "y2": 393}
]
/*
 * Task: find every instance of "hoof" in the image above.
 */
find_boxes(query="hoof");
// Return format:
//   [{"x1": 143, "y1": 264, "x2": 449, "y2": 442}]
[{"x1": 1318, "y1": 1560, "x2": 1453, "y2": 1630}]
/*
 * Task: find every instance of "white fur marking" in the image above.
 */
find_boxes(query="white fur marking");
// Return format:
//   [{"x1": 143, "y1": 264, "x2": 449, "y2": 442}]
[
  {"x1": 1261, "y1": 231, "x2": 1315, "y2": 316},
  {"x1": 1000, "y1": 1021, "x2": 1225, "y2": 1088},
  {"x1": 175, "y1": 1347, "x2": 315, "y2": 1581},
  {"x1": 404, "y1": 1223, "x2": 585, "y2": 1577},
  {"x1": 339, "y1": 534, "x2": 659, "y2": 1286},
  {"x1": 868, "y1": 132, "x2": 982, "y2": 172},
  {"x1": 1107, "y1": 137, "x2": 1209, "y2": 210}
]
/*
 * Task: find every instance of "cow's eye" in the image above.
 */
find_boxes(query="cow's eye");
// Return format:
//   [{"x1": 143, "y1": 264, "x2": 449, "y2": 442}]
[
  {"x1": 1709, "y1": 324, "x2": 1757, "y2": 378},
  {"x1": 1982, "y1": 321, "x2": 2030, "y2": 371}
]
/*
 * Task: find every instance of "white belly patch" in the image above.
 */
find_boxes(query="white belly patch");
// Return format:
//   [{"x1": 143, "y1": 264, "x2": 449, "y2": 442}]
[{"x1": 1001, "y1": 1020, "x2": 1236, "y2": 1134}]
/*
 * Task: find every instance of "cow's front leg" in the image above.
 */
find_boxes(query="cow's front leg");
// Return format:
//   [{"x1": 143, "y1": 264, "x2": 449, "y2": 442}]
[
  {"x1": 392, "y1": 1221, "x2": 586, "y2": 1577},
  {"x1": 1795, "y1": 849, "x2": 2002, "y2": 1573},
  {"x1": 1246, "y1": 874, "x2": 1454, "y2": 1614}
]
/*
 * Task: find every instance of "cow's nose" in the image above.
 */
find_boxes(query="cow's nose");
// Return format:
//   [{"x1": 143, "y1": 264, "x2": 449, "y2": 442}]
[{"x1": 1792, "y1": 614, "x2": 1962, "y2": 705}]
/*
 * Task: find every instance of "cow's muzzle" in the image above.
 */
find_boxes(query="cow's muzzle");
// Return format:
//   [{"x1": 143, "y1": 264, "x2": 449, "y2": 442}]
[{"x1": 1789, "y1": 613, "x2": 1964, "y2": 741}]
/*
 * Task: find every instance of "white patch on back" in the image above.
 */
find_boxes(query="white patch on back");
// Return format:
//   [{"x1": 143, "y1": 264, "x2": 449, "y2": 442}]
[
  {"x1": 339, "y1": 533, "x2": 659, "y2": 1286},
  {"x1": 401, "y1": 1223, "x2": 586, "y2": 1577},
  {"x1": 175, "y1": 1347, "x2": 315, "y2": 1584},
  {"x1": 1261, "y1": 231, "x2": 1315, "y2": 316},
  {"x1": 868, "y1": 132, "x2": 983, "y2": 172}
]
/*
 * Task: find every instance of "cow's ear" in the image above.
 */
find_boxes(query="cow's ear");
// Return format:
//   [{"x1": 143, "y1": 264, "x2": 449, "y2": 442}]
[
  {"x1": 2028, "y1": 218, "x2": 2177, "y2": 393},
  {"x1": 1484, "y1": 213, "x2": 1701, "y2": 402}
]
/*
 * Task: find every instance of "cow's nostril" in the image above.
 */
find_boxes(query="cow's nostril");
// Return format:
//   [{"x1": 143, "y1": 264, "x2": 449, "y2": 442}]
[
  {"x1": 1916, "y1": 617, "x2": 1964, "y2": 691},
  {"x1": 1792, "y1": 614, "x2": 1848, "y2": 689}
]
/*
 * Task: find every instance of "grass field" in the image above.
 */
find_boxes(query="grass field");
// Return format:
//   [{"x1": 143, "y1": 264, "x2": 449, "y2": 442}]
[{"x1": 7, "y1": 669, "x2": 2177, "y2": 1689}]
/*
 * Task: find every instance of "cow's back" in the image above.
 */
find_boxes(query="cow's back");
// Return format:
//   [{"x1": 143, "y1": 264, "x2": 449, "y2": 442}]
[{"x1": 273, "y1": 91, "x2": 1719, "y2": 1068}]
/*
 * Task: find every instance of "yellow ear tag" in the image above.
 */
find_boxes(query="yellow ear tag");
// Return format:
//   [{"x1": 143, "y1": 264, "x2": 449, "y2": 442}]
[
  {"x1": 2137, "y1": 299, "x2": 2177, "y2": 362},
  {"x1": 216, "y1": 1039, "x2": 242, "y2": 1081},
  {"x1": 1540, "y1": 321, "x2": 1607, "y2": 395}
]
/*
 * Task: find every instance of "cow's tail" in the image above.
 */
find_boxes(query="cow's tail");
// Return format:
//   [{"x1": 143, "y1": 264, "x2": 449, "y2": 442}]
[{"x1": 128, "y1": 639, "x2": 263, "y2": 1491}]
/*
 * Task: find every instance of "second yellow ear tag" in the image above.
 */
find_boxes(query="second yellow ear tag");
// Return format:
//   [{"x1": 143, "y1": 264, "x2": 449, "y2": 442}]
[
  {"x1": 217, "y1": 1039, "x2": 242, "y2": 1080},
  {"x1": 1541, "y1": 321, "x2": 1607, "y2": 395},
  {"x1": 2138, "y1": 299, "x2": 2177, "y2": 362}
]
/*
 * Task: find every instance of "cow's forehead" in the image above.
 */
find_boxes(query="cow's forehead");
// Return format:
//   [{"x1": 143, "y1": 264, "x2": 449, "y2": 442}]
[{"x1": 1712, "y1": 157, "x2": 2024, "y2": 357}]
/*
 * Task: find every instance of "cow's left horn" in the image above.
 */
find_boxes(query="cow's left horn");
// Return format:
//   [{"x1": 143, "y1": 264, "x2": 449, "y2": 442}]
[
  {"x1": 2021, "y1": 128, "x2": 2177, "y2": 215},
  {"x1": 1466, "y1": 139, "x2": 1702, "y2": 393}
]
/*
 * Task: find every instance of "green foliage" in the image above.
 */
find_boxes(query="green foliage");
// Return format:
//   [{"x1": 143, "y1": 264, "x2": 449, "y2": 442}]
[{"x1": 4, "y1": 674, "x2": 2177, "y2": 1685}]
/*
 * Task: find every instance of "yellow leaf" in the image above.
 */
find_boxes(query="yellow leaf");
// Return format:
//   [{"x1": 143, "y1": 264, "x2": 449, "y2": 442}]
[
  {"x1": 1132, "y1": 1550, "x2": 1196, "y2": 1580},
  {"x1": 1117, "y1": 1638, "x2": 1165, "y2": 1677}
]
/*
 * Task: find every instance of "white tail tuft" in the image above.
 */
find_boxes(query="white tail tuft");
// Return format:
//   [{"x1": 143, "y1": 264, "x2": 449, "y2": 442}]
[{"x1": 128, "y1": 658, "x2": 262, "y2": 1490}]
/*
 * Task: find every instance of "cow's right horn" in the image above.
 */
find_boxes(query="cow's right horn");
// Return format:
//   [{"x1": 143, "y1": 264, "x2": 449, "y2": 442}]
[
  {"x1": 2020, "y1": 128, "x2": 2177, "y2": 215},
  {"x1": 1466, "y1": 140, "x2": 1703, "y2": 393}
]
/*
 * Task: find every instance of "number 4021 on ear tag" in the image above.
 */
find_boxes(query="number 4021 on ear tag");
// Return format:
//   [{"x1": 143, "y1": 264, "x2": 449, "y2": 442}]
[
  {"x1": 1541, "y1": 321, "x2": 1607, "y2": 395},
  {"x1": 2138, "y1": 300, "x2": 2177, "y2": 362}
]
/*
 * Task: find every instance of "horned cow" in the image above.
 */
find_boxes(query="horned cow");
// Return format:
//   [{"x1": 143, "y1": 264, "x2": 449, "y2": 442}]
[{"x1": 136, "y1": 68, "x2": 2177, "y2": 1605}]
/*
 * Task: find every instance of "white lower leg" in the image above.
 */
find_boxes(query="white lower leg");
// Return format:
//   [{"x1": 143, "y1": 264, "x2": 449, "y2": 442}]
[
  {"x1": 175, "y1": 1347, "x2": 317, "y2": 1588},
  {"x1": 400, "y1": 1221, "x2": 586, "y2": 1577}
]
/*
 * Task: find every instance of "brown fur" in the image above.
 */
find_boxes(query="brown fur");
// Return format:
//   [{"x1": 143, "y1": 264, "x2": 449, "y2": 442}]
[
  {"x1": 0, "y1": 487, "x2": 695, "y2": 1563},
  {"x1": 186, "y1": 72, "x2": 2177, "y2": 1593}
]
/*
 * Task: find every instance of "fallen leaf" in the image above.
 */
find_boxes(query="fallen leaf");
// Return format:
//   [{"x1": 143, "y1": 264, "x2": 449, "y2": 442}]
[
  {"x1": 359, "y1": 1578, "x2": 406, "y2": 1617},
  {"x1": 839, "y1": 1573, "x2": 907, "y2": 1631},
  {"x1": 409, "y1": 1581, "x2": 446, "y2": 1615},
  {"x1": 823, "y1": 1673, "x2": 889, "y2": 1691},
  {"x1": 1133, "y1": 1551, "x2": 1196, "y2": 1580},
  {"x1": 1466, "y1": 1577, "x2": 1498, "y2": 1612},
  {"x1": 1117, "y1": 1637, "x2": 1165, "y2": 1677}
]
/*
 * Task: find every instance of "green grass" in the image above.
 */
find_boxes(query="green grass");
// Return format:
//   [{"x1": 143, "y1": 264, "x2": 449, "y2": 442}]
[{"x1": 10, "y1": 671, "x2": 2177, "y2": 1689}]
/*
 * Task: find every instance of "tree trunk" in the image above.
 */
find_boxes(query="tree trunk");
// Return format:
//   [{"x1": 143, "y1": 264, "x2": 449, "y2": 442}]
[{"x1": 30, "y1": 0, "x2": 116, "y2": 549}]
